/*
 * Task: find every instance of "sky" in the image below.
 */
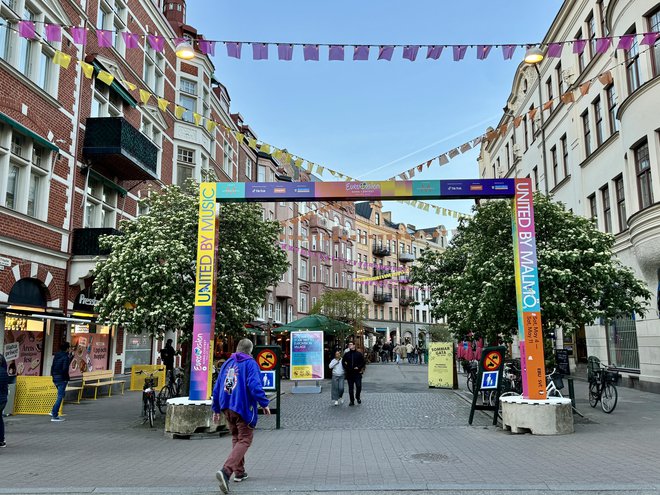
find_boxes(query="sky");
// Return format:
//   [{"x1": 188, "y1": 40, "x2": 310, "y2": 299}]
[{"x1": 186, "y1": 0, "x2": 563, "y2": 233}]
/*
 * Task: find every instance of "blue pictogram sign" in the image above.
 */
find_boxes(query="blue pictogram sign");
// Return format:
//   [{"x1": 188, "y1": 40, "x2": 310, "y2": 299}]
[
  {"x1": 260, "y1": 370, "x2": 276, "y2": 390},
  {"x1": 481, "y1": 371, "x2": 499, "y2": 390}
]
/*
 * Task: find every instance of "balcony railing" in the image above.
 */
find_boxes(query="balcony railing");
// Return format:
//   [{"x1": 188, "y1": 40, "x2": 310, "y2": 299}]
[
  {"x1": 83, "y1": 117, "x2": 158, "y2": 180},
  {"x1": 71, "y1": 228, "x2": 121, "y2": 256},
  {"x1": 373, "y1": 292, "x2": 393, "y2": 304},
  {"x1": 399, "y1": 252, "x2": 416, "y2": 263},
  {"x1": 372, "y1": 245, "x2": 391, "y2": 257},
  {"x1": 399, "y1": 296, "x2": 415, "y2": 307}
]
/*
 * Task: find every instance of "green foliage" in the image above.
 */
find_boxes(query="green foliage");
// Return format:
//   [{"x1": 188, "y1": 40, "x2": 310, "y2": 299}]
[
  {"x1": 411, "y1": 194, "x2": 651, "y2": 345},
  {"x1": 93, "y1": 183, "x2": 289, "y2": 341},
  {"x1": 310, "y1": 289, "x2": 367, "y2": 344},
  {"x1": 428, "y1": 323, "x2": 452, "y2": 343}
]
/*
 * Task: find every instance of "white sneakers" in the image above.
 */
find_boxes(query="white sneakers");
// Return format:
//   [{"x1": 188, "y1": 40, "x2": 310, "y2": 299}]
[{"x1": 333, "y1": 400, "x2": 339, "y2": 406}]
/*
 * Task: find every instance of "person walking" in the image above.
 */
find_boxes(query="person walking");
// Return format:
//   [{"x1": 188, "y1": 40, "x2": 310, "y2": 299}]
[
  {"x1": 160, "y1": 338, "x2": 180, "y2": 382},
  {"x1": 400, "y1": 342, "x2": 408, "y2": 364},
  {"x1": 342, "y1": 342, "x2": 365, "y2": 406},
  {"x1": 393, "y1": 343, "x2": 401, "y2": 365},
  {"x1": 329, "y1": 351, "x2": 345, "y2": 406},
  {"x1": 0, "y1": 354, "x2": 8, "y2": 448},
  {"x1": 50, "y1": 342, "x2": 74, "y2": 422},
  {"x1": 212, "y1": 338, "x2": 271, "y2": 493},
  {"x1": 406, "y1": 342, "x2": 414, "y2": 364}
]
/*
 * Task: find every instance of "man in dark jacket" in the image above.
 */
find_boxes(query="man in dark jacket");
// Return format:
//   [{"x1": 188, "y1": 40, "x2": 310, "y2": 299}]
[
  {"x1": 50, "y1": 342, "x2": 73, "y2": 421},
  {"x1": 342, "y1": 342, "x2": 365, "y2": 406},
  {"x1": 0, "y1": 353, "x2": 8, "y2": 447},
  {"x1": 160, "y1": 339, "x2": 179, "y2": 381},
  {"x1": 212, "y1": 338, "x2": 270, "y2": 493}
]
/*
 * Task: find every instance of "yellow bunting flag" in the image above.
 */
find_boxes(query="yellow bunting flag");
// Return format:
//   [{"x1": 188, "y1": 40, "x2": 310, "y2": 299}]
[
  {"x1": 248, "y1": 138, "x2": 257, "y2": 149},
  {"x1": 260, "y1": 143, "x2": 271, "y2": 154},
  {"x1": 329, "y1": 170, "x2": 336, "y2": 177},
  {"x1": 122, "y1": 79, "x2": 137, "y2": 91},
  {"x1": 306, "y1": 162, "x2": 314, "y2": 173},
  {"x1": 139, "y1": 89, "x2": 151, "y2": 105},
  {"x1": 97, "y1": 70, "x2": 114, "y2": 86},
  {"x1": 193, "y1": 113, "x2": 202, "y2": 125},
  {"x1": 294, "y1": 158, "x2": 303, "y2": 168},
  {"x1": 157, "y1": 98, "x2": 169, "y2": 112},
  {"x1": 316, "y1": 165, "x2": 325, "y2": 175},
  {"x1": 175, "y1": 105, "x2": 185, "y2": 119},
  {"x1": 205, "y1": 120, "x2": 217, "y2": 133},
  {"x1": 236, "y1": 133, "x2": 245, "y2": 143},
  {"x1": 272, "y1": 149, "x2": 283, "y2": 161},
  {"x1": 79, "y1": 61, "x2": 94, "y2": 79},
  {"x1": 53, "y1": 50, "x2": 72, "y2": 69}
]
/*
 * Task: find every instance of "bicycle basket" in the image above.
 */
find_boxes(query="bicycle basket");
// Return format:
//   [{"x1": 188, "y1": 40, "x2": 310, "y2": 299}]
[
  {"x1": 550, "y1": 373, "x2": 564, "y2": 390},
  {"x1": 605, "y1": 370, "x2": 620, "y2": 384}
]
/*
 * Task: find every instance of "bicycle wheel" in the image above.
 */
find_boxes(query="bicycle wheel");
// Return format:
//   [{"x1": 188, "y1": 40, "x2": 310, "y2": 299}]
[
  {"x1": 157, "y1": 386, "x2": 172, "y2": 414},
  {"x1": 467, "y1": 374, "x2": 475, "y2": 394},
  {"x1": 148, "y1": 399, "x2": 155, "y2": 427},
  {"x1": 601, "y1": 383, "x2": 618, "y2": 413},
  {"x1": 588, "y1": 382, "x2": 599, "y2": 408}
]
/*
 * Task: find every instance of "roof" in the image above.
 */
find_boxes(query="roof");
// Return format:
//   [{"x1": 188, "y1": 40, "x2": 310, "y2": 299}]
[{"x1": 355, "y1": 202, "x2": 372, "y2": 220}]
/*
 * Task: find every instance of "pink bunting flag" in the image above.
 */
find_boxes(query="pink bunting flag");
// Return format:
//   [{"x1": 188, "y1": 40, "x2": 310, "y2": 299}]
[
  {"x1": 226, "y1": 42, "x2": 242, "y2": 59},
  {"x1": 198, "y1": 40, "x2": 215, "y2": 56},
  {"x1": 71, "y1": 26, "x2": 87, "y2": 45},
  {"x1": 502, "y1": 45, "x2": 516, "y2": 60},
  {"x1": 148, "y1": 34, "x2": 165, "y2": 53},
  {"x1": 378, "y1": 46, "x2": 394, "y2": 61},
  {"x1": 252, "y1": 43, "x2": 268, "y2": 60},
  {"x1": 97, "y1": 29, "x2": 113, "y2": 48},
  {"x1": 547, "y1": 43, "x2": 563, "y2": 58},
  {"x1": 45, "y1": 24, "x2": 62, "y2": 42},
  {"x1": 453, "y1": 45, "x2": 467, "y2": 61},
  {"x1": 354, "y1": 45, "x2": 370, "y2": 60},
  {"x1": 573, "y1": 39, "x2": 587, "y2": 54},
  {"x1": 641, "y1": 32, "x2": 660, "y2": 46},
  {"x1": 122, "y1": 32, "x2": 140, "y2": 49},
  {"x1": 18, "y1": 20, "x2": 36, "y2": 39},
  {"x1": 617, "y1": 35, "x2": 635, "y2": 51},
  {"x1": 426, "y1": 45, "x2": 443, "y2": 60},
  {"x1": 596, "y1": 37, "x2": 611, "y2": 54},
  {"x1": 477, "y1": 45, "x2": 492, "y2": 60},
  {"x1": 278, "y1": 43, "x2": 293, "y2": 60},
  {"x1": 303, "y1": 44, "x2": 319, "y2": 61},
  {"x1": 329, "y1": 45, "x2": 344, "y2": 61},
  {"x1": 402, "y1": 45, "x2": 419, "y2": 61}
]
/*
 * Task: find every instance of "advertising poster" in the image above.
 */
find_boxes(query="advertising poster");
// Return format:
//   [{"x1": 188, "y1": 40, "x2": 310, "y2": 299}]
[
  {"x1": 4, "y1": 330, "x2": 43, "y2": 376},
  {"x1": 290, "y1": 331, "x2": 324, "y2": 380},
  {"x1": 69, "y1": 334, "x2": 110, "y2": 378},
  {"x1": 428, "y1": 342, "x2": 454, "y2": 388}
]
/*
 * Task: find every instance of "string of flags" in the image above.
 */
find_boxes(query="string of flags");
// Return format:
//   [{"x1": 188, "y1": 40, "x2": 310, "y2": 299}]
[{"x1": 11, "y1": 18, "x2": 659, "y2": 62}]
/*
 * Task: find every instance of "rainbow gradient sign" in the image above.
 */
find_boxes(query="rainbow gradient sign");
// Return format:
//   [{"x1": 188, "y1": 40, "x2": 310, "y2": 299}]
[{"x1": 189, "y1": 178, "x2": 547, "y2": 401}]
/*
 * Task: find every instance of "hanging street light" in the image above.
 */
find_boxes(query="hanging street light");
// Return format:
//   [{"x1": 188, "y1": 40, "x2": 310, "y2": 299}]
[{"x1": 175, "y1": 39, "x2": 195, "y2": 60}]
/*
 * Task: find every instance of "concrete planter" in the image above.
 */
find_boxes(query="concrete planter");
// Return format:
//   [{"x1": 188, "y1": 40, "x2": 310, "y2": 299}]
[
  {"x1": 501, "y1": 396, "x2": 574, "y2": 435},
  {"x1": 164, "y1": 397, "x2": 225, "y2": 436}
]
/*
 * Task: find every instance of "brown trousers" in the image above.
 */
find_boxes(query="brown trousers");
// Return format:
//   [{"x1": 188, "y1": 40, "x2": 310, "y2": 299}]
[{"x1": 222, "y1": 409, "x2": 254, "y2": 476}]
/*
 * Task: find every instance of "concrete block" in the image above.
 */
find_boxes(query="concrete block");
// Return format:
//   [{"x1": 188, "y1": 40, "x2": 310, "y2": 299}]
[
  {"x1": 164, "y1": 397, "x2": 225, "y2": 435},
  {"x1": 501, "y1": 396, "x2": 574, "y2": 435}
]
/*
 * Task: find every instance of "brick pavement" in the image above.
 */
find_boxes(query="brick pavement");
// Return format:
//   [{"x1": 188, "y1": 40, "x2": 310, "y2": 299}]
[{"x1": 0, "y1": 362, "x2": 659, "y2": 494}]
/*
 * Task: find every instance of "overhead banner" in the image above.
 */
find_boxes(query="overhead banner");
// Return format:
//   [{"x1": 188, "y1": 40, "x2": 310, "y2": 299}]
[
  {"x1": 428, "y1": 342, "x2": 454, "y2": 388},
  {"x1": 290, "y1": 331, "x2": 324, "y2": 380}
]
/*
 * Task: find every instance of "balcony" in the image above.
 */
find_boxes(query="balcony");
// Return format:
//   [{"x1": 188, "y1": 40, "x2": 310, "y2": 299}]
[
  {"x1": 373, "y1": 292, "x2": 392, "y2": 304},
  {"x1": 308, "y1": 215, "x2": 329, "y2": 231},
  {"x1": 83, "y1": 117, "x2": 158, "y2": 180},
  {"x1": 399, "y1": 296, "x2": 415, "y2": 307},
  {"x1": 372, "y1": 245, "x2": 391, "y2": 257},
  {"x1": 398, "y1": 275, "x2": 411, "y2": 284},
  {"x1": 71, "y1": 228, "x2": 121, "y2": 256},
  {"x1": 399, "y1": 252, "x2": 416, "y2": 263}
]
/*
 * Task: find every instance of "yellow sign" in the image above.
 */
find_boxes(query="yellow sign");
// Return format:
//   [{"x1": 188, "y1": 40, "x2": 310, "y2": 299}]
[
  {"x1": 14, "y1": 376, "x2": 63, "y2": 415},
  {"x1": 195, "y1": 182, "x2": 217, "y2": 306},
  {"x1": 428, "y1": 342, "x2": 454, "y2": 388},
  {"x1": 130, "y1": 365, "x2": 166, "y2": 391},
  {"x1": 354, "y1": 270, "x2": 407, "y2": 283},
  {"x1": 291, "y1": 365, "x2": 313, "y2": 379}
]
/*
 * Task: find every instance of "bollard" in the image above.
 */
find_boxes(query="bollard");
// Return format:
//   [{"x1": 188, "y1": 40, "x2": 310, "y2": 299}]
[{"x1": 567, "y1": 377, "x2": 575, "y2": 409}]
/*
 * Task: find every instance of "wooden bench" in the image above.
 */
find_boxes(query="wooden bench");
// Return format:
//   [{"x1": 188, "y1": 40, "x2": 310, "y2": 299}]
[
  {"x1": 81, "y1": 370, "x2": 126, "y2": 400},
  {"x1": 66, "y1": 382, "x2": 84, "y2": 404}
]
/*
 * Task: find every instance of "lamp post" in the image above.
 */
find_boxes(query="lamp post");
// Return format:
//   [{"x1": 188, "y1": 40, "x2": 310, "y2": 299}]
[
  {"x1": 524, "y1": 47, "x2": 549, "y2": 195},
  {"x1": 267, "y1": 317, "x2": 273, "y2": 345}
]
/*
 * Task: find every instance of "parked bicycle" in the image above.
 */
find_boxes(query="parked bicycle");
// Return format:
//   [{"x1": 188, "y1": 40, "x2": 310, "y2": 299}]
[
  {"x1": 157, "y1": 367, "x2": 184, "y2": 414},
  {"x1": 466, "y1": 360, "x2": 478, "y2": 393},
  {"x1": 136, "y1": 370, "x2": 157, "y2": 427},
  {"x1": 587, "y1": 356, "x2": 618, "y2": 413}
]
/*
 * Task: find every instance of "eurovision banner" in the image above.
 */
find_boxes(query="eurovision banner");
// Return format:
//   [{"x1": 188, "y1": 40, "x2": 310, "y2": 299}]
[
  {"x1": 290, "y1": 331, "x2": 324, "y2": 380},
  {"x1": 428, "y1": 342, "x2": 454, "y2": 388},
  {"x1": 512, "y1": 178, "x2": 547, "y2": 400}
]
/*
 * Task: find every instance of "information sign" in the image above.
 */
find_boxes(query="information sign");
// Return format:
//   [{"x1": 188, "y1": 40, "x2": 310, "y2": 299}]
[
  {"x1": 260, "y1": 370, "x2": 276, "y2": 390},
  {"x1": 428, "y1": 342, "x2": 453, "y2": 388},
  {"x1": 290, "y1": 331, "x2": 324, "y2": 380},
  {"x1": 481, "y1": 371, "x2": 499, "y2": 390}
]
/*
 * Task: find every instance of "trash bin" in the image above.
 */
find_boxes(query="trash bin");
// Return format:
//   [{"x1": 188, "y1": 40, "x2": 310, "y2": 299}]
[{"x1": 4, "y1": 375, "x2": 16, "y2": 416}]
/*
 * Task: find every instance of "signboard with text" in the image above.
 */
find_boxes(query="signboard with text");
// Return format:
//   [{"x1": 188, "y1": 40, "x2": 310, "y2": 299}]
[
  {"x1": 290, "y1": 331, "x2": 324, "y2": 380},
  {"x1": 427, "y1": 342, "x2": 453, "y2": 388}
]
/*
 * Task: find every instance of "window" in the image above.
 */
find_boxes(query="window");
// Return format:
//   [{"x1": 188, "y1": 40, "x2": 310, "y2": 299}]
[
  {"x1": 556, "y1": 62, "x2": 564, "y2": 97},
  {"x1": 614, "y1": 175, "x2": 627, "y2": 232},
  {"x1": 545, "y1": 77, "x2": 554, "y2": 111},
  {"x1": 91, "y1": 83, "x2": 122, "y2": 118},
  {"x1": 375, "y1": 213, "x2": 380, "y2": 225},
  {"x1": 523, "y1": 116, "x2": 529, "y2": 151},
  {"x1": 505, "y1": 143, "x2": 510, "y2": 170},
  {"x1": 298, "y1": 292, "x2": 307, "y2": 313},
  {"x1": 179, "y1": 78, "x2": 197, "y2": 123},
  {"x1": 649, "y1": 8, "x2": 660, "y2": 77},
  {"x1": 576, "y1": 30, "x2": 586, "y2": 72},
  {"x1": 222, "y1": 141, "x2": 233, "y2": 178},
  {"x1": 334, "y1": 272, "x2": 339, "y2": 288},
  {"x1": 144, "y1": 41, "x2": 165, "y2": 95},
  {"x1": 588, "y1": 193, "x2": 597, "y2": 221},
  {"x1": 597, "y1": 0, "x2": 608, "y2": 36},
  {"x1": 551, "y1": 145, "x2": 559, "y2": 185},
  {"x1": 257, "y1": 165, "x2": 266, "y2": 183},
  {"x1": 275, "y1": 302, "x2": 282, "y2": 322},
  {"x1": 312, "y1": 265, "x2": 317, "y2": 282},
  {"x1": 245, "y1": 156, "x2": 254, "y2": 180},
  {"x1": 601, "y1": 184, "x2": 612, "y2": 233},
  {"x1": 560, "y1": 134, "x2": 568, "y2": 178},
  {"x1": 582, "y1": 110, "x2": 592, "y2": 157},
  {"x1": 634, "y1": 141, "x2": 653, "y2": 209},
  {"x1": 593, "y1": 97, "x2": 604, "y2": 147},
  {"x1": 300, "y1": 259, "x2": 307, "y2": 281},
  {"x1": 624, "y1": 28, "x2": 641, "y2": 94},
  {"x1": 587, "y1": 12, "x2": 596, "y2": 59},
  {"x1": 606, "y1": 85, "x2": 619, "y2": 134},
  {"x1": 532, "y1": 166, "x2": 539, "y2": 191},
  {"x1": 84, "y1": 176, "x2": 118, "y2": 228},
  {"x1": 529, "y1": 105, "x2": 536, "y2": 140},
  {"x1": 176, "y1": 147, "x2": 195, "y2": 188}
]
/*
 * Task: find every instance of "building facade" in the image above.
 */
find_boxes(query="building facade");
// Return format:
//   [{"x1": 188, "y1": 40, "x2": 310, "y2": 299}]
[{"x1": 478, "y1": 0, "x2": 660, "y2": 391}]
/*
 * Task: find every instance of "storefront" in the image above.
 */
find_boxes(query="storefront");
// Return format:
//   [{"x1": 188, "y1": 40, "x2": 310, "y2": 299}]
[{"x1": 4, "y1": 312, "x2": 46, "y2": 377}]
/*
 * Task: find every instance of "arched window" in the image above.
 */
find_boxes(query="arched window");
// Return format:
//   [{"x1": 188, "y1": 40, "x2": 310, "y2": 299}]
[{"x1": 8, "y1": 278, "x2": 47, "y2": 307}]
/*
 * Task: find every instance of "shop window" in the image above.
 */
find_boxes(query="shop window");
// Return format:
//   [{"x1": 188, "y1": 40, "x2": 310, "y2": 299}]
[
  {"x1": 4, "y1": 313, "x2": 45, "y2": 376},
  {"x1": 606, "y1": 316, "x2": 640, "y2": 371},
  {"x1": 124, "y1": 332, "x2": 153, "y2": 372}
]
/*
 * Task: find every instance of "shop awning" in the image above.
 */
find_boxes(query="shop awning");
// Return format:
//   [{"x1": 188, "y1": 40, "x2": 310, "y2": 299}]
[
  {"x1": 29, "y1": 314, "x2": 93, "y2": 324},
  {"x1": 0, "y1": 112, "x2": 59, "y2": 152}
]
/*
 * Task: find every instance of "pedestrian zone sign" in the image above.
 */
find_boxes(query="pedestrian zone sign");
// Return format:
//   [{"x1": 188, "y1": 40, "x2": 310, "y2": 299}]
[
  {"x1": 481, "y1": 371, "x2": 499, "y2": 390},
  {"x1": 260, "y1": 370, "x2": 276, "y2": 390}
]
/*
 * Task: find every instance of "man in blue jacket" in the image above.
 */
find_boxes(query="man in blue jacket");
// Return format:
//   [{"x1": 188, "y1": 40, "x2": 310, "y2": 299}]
[
  {"x1": 0, "y1": 353, "x2": 8, "y2": 447},
  {"x1": 212, "y1": 338, "x2": 270, "y2": 493},
  {"x1": 50, "y1": 342, "x2": 74, "y2": 421}
]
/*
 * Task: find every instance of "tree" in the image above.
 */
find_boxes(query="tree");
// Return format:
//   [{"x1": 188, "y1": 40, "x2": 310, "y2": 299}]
[
  {"x1": 93, "y1": 183, "x2": 289, "y2": 342},
  {"x1": 411, "y1": 193, "x2": 651, "y2": 346},
  {"x1": 310, "y1": 289, "x2": 367, "y2": 344}
]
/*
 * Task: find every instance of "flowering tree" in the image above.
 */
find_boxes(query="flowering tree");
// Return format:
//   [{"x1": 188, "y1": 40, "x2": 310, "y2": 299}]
[
  {"x1": 411, "y1": 194, "x2": 651, "y2": 346},
  {"x1": 93, "y1": 183, "x2": 289, "y2": 342}
]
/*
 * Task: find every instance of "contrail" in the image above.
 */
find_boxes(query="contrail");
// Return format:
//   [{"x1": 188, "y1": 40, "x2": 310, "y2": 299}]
[{"x1": 356, "y1": 113, "x2": 501, "y2": 180}]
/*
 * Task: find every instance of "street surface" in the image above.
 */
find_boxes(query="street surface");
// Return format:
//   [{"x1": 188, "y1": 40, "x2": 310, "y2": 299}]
[{"x1": 1, "y1": 362, "x2": 659, "y2": 495}]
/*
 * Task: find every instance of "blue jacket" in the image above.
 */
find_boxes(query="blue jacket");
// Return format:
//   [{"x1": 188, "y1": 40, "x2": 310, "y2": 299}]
[
  {"x1": 51, "y1": 351, "x2": 73, "y2": 384},
  {"x1": 0, "y1": 355, "x2": 8, "y2": 401},
  {"x1": 212, "y1": 352, "x2": 269, "y2": 428}
]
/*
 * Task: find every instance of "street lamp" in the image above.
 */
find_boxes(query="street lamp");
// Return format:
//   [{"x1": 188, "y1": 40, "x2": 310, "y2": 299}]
[
  {"x1": 524, "y1": 46, "x2": 549, "y2": 195},
  {"x1": 175, "y1": 39, "x2": 195, "y2": 60}
]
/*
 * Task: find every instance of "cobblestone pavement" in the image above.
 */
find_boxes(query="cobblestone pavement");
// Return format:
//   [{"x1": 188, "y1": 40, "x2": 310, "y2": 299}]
[{"x1": 0, "y1": 362, "x2": 659, "y2": 494}]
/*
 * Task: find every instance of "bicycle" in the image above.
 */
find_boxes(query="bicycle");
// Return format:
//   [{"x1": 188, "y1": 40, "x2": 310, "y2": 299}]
[
  {"x1": 466, "y1": 361, "x2": 478, "y2": 393},
  {"x1": 546, "y1": 368, "x2": 564, "y2": 398},
  {"x1": 588, "y1": 365, "x2": 619, "y2": 413},
  {"x1": 157, "y1": 367, "x2": 184, "y2": 414},
  {"x1": 136, "y1": 370, "x2": 158, "y2": 427}
]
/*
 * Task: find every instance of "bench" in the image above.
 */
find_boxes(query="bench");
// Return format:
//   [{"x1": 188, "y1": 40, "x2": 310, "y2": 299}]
[
  {"x1": 66, "y1": 382, "x2": 84, "y2": 404},
  {"x1": 81, "y1": 370, "x2": 126, "y2": 400}
]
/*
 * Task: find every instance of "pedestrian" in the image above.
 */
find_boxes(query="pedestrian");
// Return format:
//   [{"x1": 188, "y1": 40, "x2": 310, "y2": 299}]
[
  {"x1": 329, "y1": 351, "x2": 345, "y2": 406},
  {"x1": 389, "y1": 342, "x2": 394, "y2": 362},
  {"x1": 342, "y1": 342, "x2": 365, "y2": 406},
  {"x1": 406, "y1": 342, "x2": 414, "y2": 364},
  {"x1": 160, "y1": 338, "x2": 180, "y2": 382},
  {"x1": 0, "y1": 353, "x2": 8, "y2": 448},
  {"x1": 417, "y1": 345, "x2": 425, "y2": 365},
  {"x1": 400, "y1": 342, "x2": 408, "y2": 363},
  {"x1": 50, "y1": 342, "x2": 74, "y2": 421},
  {"x1": 394, "y1": 343, "x2": 401, "y2": 364},
  {"x1": 212, "y1": 338, "x2": 271, "y2": 493}
]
